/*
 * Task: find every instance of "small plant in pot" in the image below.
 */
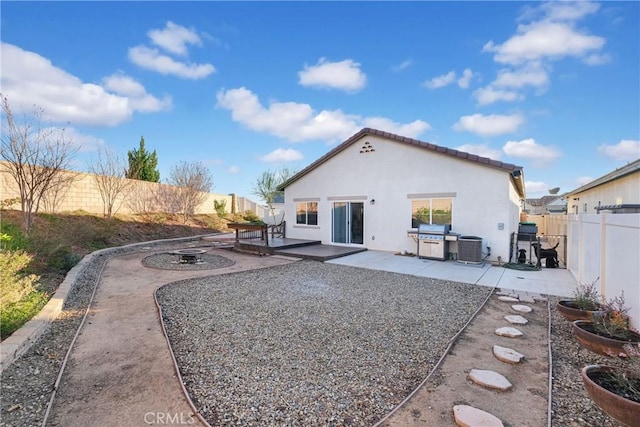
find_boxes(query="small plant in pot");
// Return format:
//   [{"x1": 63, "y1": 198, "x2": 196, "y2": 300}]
[
  {"x1": 581, "y1": 343, "x2": 640, "y2": 427},
  {"x1": 572, "y1": 291, "x2": 640, "y2": 357},
  {"x1": 557, "y1": 278, "x2": 605, "y2": 322}
]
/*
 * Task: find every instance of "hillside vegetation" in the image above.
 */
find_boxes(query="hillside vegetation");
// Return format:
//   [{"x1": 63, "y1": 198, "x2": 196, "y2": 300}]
[{"x1": 0, "y1": 209, "x2": 236, "y2": 339}]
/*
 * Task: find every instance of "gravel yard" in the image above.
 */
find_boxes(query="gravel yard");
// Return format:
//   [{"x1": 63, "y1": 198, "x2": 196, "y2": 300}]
[
  {"x1": 156, "y1": 261, "x2": 491, "y2": 426},
  {"x1": 0, "y1": 242, "x2": 631, "y2": 427},
  {"x1": 549, "y1": 296, "x2": 629, "y2": 427}
]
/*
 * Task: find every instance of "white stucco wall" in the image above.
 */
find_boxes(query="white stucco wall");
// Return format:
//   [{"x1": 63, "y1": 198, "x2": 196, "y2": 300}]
[
  {"x1": 283, "y1": 135, "x2": 522, "y2": 263},
  {"x1": 567, "y1": 172, "x2": 639, "y2": 214}
]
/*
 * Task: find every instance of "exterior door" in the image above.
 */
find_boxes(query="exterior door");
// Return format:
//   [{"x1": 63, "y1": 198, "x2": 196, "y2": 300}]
[{"x1": 332, "y1": 202, "x2": 364, "y2": 244}]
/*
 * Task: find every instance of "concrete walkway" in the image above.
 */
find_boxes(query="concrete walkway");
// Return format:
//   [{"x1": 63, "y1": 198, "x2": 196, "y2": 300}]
[
  {"x1": 326, "y1": 250, "x2": 578, "y2": 297},
  {"x1": 47, "y1": 248, "x2": 297, "y2": 427}
]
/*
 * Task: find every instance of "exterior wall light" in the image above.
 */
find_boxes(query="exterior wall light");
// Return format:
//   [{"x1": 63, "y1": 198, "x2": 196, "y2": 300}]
[{"x1": 370, "y1": 199, "x2": 375, "y2": 205}]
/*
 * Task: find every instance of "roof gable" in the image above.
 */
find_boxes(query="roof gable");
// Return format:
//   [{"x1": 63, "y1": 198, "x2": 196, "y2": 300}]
[
  {"x1": 568, "y1": 158, "x2": 640, "y2": 195},
  {"x1": 279, "y1": 128, "x2": 525, "y2": 196}
]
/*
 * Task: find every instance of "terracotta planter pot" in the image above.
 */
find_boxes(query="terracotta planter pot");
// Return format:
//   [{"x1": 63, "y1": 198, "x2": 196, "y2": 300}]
[
  {"x1": 572, "y1": 320, "x2": 640, "y2": 357},
  {"x1": 581, "y1": 365, "x2": 640, "y2": 427},
  {"x1": 557, "y1": 300, "x2": 603, "y2": 322}
]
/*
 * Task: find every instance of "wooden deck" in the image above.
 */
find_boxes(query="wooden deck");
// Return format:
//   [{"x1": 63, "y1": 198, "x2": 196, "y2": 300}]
[{"x1": 236, "y1": 237, "x2": 367, "y2": 261}]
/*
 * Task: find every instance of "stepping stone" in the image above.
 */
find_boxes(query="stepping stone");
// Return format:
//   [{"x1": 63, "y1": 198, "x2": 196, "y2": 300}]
[
  {"x1": 495, "y1": 291, "x2": 510, "y2": 296},
  {"x1": 504, "y1": 314, "x2": 528, "y2": 324},
  {"x1": 532, "y1": 295, "x2": 548, "y2": 302},
  {"x1": 498, "y1": 296, "x2": 519, "y2": 302},
  {"x1": 469, "y1": 369, "x2": 513, "y2": 391},
  {"x1": 453, "y1": 405, "x2": 504, "y2": 427},
  {"x1": 495, "y1": 327, "x2": 523, "y2": 338},
  {"x1": 493, "y1": 345, "x2": 525, "y2": 364},
  {"x1": 519, "y1": 295, "x2": 536, "y2": 304},
  {"x1": 512, "y1": 304, "x2": 533, "y2": 313}
]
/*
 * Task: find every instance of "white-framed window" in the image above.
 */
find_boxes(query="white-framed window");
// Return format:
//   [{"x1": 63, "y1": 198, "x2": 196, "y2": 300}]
[
  {"x1": 296, "y1": 201, "x2": 318, "y2": 225},
  {"x1": 411, "y1": 198, "x2": 452, "y2": 228}
]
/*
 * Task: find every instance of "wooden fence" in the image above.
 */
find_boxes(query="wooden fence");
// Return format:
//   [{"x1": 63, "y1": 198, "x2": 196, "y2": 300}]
[{"x1": 522, "y1": 214, "x2": 568, "y2": 236}]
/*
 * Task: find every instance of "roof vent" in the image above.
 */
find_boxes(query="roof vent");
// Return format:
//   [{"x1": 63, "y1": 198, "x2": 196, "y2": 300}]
[{"x1": 359, "y1": 141, "x2": 375, "y2": 153}]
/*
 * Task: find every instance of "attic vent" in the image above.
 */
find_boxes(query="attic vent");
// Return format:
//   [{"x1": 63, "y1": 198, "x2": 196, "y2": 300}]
[{"x1": 359, "y1": 141, "x2": 376, "y2": 153}]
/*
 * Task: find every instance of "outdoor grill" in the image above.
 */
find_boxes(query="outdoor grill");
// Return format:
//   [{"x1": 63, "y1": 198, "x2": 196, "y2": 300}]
[{"x1": 417, "y1": 224, "x2": 450, "y2": 260}]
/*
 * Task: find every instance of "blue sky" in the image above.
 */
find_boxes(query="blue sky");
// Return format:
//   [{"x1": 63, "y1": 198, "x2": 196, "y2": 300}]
[{"x1": 2, "y1": 1, "x2": 639, "y2": 202}]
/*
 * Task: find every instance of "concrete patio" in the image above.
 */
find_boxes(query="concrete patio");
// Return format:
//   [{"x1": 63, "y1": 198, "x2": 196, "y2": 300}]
[{"x1": 326, "y1": 250, "x2": 578, "y2": 297}]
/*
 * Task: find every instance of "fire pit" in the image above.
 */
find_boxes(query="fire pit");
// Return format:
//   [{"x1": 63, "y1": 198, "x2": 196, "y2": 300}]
[{"x1": 171, "y1": 249, "x2": 207, "y2": 264}]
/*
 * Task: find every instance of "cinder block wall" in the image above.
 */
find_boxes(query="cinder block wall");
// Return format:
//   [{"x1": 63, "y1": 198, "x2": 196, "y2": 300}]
[{"x1": 0, "y1": 161, "x2": 235, "y2": 216}]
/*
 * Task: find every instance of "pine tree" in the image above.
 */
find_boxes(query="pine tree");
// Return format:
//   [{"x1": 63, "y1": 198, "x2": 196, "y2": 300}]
[{"x1": 126, "y1": 136, "x2": 160, "y2": 182}]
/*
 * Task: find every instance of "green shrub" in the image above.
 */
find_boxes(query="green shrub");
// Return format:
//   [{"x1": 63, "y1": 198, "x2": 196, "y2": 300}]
[
  {"x1": 214, "y1": 199, "x2": 227, "y2": 218},
  {"x1": 0, "y1": 289, "x2": 49, "y2": 339},
  {"x1": 48, "y1": 246, "x2": 82, "y2": 272},
  {"x1": 0, "y1": 250, "x2": 39, "y2": 305},
  {"x1": 242, "y1": 210, "x2": 263, "y2": 224},
  {"x1": 0, "y1": 221, "x2": 28, "y2": 251}
]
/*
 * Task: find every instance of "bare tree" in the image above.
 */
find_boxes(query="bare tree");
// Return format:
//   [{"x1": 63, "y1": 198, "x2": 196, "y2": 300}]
[
  {"x1": 1, "y1": 95, "x2": 77, "y2": 232},
  {"x1": 168, "y1": 161, "x2": 213, "y2": 223},
  {"x1": 252, "y1": 167, "x2": 297, "y2": 225},
  {"x1": 88, "y1": 146, "x2": 131, "y2": 218},
  {"x1": 41, "y1": 168, "x2": 78, "y2": 213}
]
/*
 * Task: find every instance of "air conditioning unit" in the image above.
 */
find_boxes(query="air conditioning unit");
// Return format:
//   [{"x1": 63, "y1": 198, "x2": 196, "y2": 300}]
[{"x1": 458, "y1": 236, "x2": 483, "y2": 263}]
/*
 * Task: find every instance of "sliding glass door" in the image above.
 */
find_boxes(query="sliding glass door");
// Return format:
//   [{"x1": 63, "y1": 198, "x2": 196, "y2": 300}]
[{"x1": 332, "y1": 202, "x2": 364, "y2": 244}]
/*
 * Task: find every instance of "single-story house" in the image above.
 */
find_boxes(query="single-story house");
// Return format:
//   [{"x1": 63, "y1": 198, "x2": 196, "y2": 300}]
[
  {"x1": 567, "y1": 158, "x2": 640, "y2": 214},
  {"x1": 278, "y1": 128, "x2": 525, "y2": 263}
]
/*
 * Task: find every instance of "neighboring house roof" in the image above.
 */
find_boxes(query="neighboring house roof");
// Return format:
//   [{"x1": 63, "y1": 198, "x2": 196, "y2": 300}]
[
  {"x1": 568, "y1": 158, "x2": 640, "y2": 195},
  {"x1": 278, "y1": 128, "x2": 525, "y2": 197},
  {"x1": 525, "y1": 195, "x2": 562, "y2": 207},
  {"x1": 524, "y1": 195, "x2": 568, "y2": 214}
]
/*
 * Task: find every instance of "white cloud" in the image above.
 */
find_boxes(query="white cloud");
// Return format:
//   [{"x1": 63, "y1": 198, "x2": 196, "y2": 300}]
[
  {"x1": 453, "y1": 113, "x2": 524, "y2": 137},
  {"x1": 298, "y1": 58, "x2": 366, "y2": 92},
  {"x1": 423, "y1": 69, "x2": 474, "y2": 90},
  {"x1": 0, "y1": 43, "x2": 169, "y2": 127},
  {"x1": 102, "y1": 73, "x2": 172, "y2": 112},
  {"x1": 216, "y1": 87, "x2": 430, "y2": 143},
  {"x1": 493, "y1": 62, "x2": 549, "y2": 89},
  {"x1": 477, "y1": 2, "x2": 607, "y2": 106},
  {"x1": 228, "y1": 166, "x2": 240, "y2": 174},
  {"x1": 128, "y1": 46, "x2": 215, "y2": 79},
  {"x1": 362, "y1": 117, "x2": 431, "y2": 138},
  {"x1": 503, "y1": 138, "x2": 561, "y2": 161},
  {"x1": 473, "y1": 86, "x2": 523, "y2": 105},
  {"x1": 455, "y1": 143, "x2": 502, "y2": 160},
  {"x1": 483, "y1": 20, "x2": 605, "y2": 66},
  {"x1": 44, "y1": 127, "x2": 105, "y2": 153},
  {"x1": 474, "y1": 63, "x2": 550, "y2": 105},
  {"x1": 148, "y1": 21, "x2": 202, "y2": 56},
  {"x1": 583, "y1": 53, "x2": 611, "y2": 66},
  {"x1": 423, "y1": 71, "x2": 456, "y2": 89},
  {"x1": 576, "y1": 176, "x2": 594, "y2": 186},
  {"x1": 392, "y1": 60, "x2": 413, "y2": 72},
  {"x1": 457, "y1": 69, "x2": 474, "y2": 89},
  {"x1": 598, "y1": 139, "x2": 640, "y2": 161},
  {"x1": 539, "y1": 1, "x2": 600, "y2": 22},
  {"x1": 525, "y1": 181, "x2": 550, "y2": 194},
  {"x1": 260, "y1": 148, "x2": 304, "y2": 162}
]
